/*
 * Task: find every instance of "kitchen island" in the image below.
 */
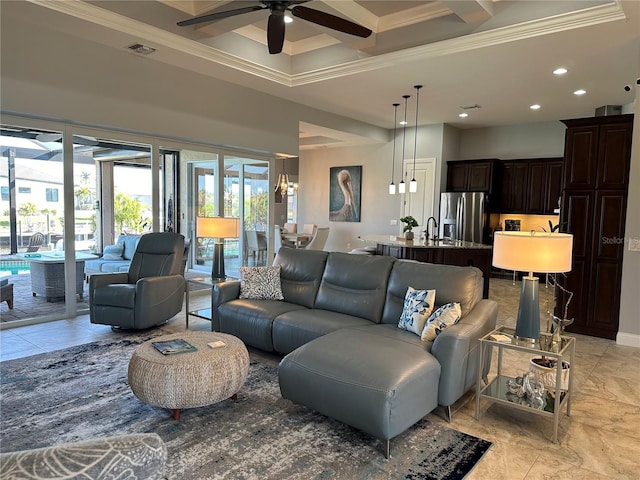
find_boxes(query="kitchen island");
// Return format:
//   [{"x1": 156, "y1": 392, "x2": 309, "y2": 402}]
[{"x1": 359, "y1": 235, "x2": 493, "y2": 298}]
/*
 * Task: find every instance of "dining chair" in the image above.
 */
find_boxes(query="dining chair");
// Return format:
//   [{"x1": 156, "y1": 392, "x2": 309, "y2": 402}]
[
  {"x1": 283, "y1": 222, "x2": 297, "y2": 234},
  {"x1": 297, "y1": 224, "x2": 317, "y2": 247},
  {"x1": 304, "y1": 227, "x2": 330, "y2": 251}
]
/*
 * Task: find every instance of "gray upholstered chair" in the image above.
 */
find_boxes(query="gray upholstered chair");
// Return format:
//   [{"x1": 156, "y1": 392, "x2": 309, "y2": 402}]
[{"x1": 89, "y1": 232, "x2": 186, "y2": 330}]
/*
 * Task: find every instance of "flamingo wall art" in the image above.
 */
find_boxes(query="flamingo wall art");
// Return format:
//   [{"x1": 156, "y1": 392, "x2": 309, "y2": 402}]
[{"x1": 329, "y1": 166, "x2": 361, "y2": 222}]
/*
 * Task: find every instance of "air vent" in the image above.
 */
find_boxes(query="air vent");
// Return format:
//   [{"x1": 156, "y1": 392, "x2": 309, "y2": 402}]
[
  {"x1": 460, "y1": 104, "x2": 482, "y2": 110},
  {"x1": 127, "y1": 43, "x2": 157, "y2": 55}
]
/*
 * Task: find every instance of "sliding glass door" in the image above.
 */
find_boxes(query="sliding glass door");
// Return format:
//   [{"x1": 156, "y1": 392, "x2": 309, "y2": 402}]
[{"x1": 186, "y1": 152, "x2": 271, "y2": 278}]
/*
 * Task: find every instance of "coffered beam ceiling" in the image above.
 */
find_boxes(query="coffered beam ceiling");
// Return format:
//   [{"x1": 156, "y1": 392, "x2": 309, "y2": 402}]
[{"x1": 9, "y1": 1, "x2": 640, "y2": 148}]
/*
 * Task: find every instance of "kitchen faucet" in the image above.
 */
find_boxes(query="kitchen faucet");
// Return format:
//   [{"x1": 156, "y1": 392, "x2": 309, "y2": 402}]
[{"x1": 425, "y1": 216, "x2": 438, "y2": 241}]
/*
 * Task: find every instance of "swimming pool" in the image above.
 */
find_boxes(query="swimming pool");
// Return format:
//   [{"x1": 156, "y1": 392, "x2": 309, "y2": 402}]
[{"x1": 0, "y1": 260, "x2": 30, "y2": 276}]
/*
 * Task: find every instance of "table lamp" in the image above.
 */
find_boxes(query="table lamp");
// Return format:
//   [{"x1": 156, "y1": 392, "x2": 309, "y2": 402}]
[
  {"x1": 492, "y1": 231, "x2": 573, "y2": 342},
  {"x1": 196, "y1": 217, "x2": 240, "y2": 280}
]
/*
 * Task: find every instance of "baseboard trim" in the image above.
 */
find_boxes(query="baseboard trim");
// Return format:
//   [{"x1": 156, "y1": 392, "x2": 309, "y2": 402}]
[{"x1": 616, "y1": 332, "x2": 640, "y2": 348}]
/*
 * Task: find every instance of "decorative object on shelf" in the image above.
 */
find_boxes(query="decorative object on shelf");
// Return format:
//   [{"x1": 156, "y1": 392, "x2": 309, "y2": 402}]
[
  {"x1": 389, "y1": 103, "x2": 400, "y2": 195},
  {"x1": 506, "y1": 372, "x2": 547, "y2": 410},
  {"x1": 543, "y1": 270, "x2": 574, "y2": 346},
  {"x1": 492, "y1": 231, "x2": 574, "y2": 342},
  {"x1": 196, "y1": 216, "x2": 240, "y2": 280},
  {"x1": 329, "y1": 166, "x2": 361, "y2": 222},
  {"x1": 398, "y1": 95, "x2": 410, "y2": 194},
  {"x1": 529, "y1": 357, "x2": 570, "y2": 390},
  {"x1": 400, "y1": 215, "x2": 419, "y2": 240},
  {"x1": 409, "y1": 85, "x2": 422, "y2": 193}
]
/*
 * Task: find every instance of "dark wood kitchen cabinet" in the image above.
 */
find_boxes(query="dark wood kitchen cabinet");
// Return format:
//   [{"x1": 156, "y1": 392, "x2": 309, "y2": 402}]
[
  {"x1": 500, "y1": 158, "x2": 563, "y2": 214},
  {"x1": 559, "y1": 114, "x2": 633, "y2": 340},
  {"x1": 446, "y1": 159, "x2": 500, "y2": 194}
]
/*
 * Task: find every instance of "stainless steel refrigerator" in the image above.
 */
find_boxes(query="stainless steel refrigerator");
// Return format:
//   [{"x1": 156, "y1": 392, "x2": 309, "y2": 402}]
[{"x1": 439, "y1": 192, "x2": 488, "y2": 244}]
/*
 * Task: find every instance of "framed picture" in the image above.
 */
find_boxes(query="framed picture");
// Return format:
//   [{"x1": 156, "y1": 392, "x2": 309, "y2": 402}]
[{"x1": 329, "y1": 165, "x2": 361, "y2": 222}]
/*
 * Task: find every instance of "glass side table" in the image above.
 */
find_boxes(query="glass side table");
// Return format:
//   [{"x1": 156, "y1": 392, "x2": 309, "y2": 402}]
[
  {"x1": 475, "y1": 325, "x2": 576, "y2": 443},
  {"x1": 185, "y1": 276, "x2": 237, "y2": 329}
]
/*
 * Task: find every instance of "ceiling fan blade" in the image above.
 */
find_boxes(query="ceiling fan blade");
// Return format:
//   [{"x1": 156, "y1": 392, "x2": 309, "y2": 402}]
[
  {"x1": 177, "y1": 5, "x2": 266, "y2": 27},
  {"x1": 267, "y1": 13, "x2": 285, "y2": 54},
  {"x1": 291, "y1": 5, "x2": 372, "y2": 38}
]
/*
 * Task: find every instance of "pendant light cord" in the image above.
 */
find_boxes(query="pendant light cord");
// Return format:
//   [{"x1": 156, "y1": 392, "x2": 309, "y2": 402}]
[
  {"x1": 391, "y1": 103, "x2": 399, "y2": 184},
  {"x1": 401, "y1": 95, "x2": 410, "y2": 185},
  {"x1": 412, "y1": 85, "x2": 422, "y2": 182}
]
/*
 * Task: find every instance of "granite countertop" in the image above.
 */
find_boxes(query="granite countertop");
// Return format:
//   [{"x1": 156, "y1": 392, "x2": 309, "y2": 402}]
[{"x1": 358, "y1": 234, "x2": 492, "y2": 249}]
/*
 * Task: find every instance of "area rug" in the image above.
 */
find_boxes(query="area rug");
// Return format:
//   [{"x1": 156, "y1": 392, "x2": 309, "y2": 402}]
[{"x1": 0, "y1": 336, "x2": 491, "y2": 479}]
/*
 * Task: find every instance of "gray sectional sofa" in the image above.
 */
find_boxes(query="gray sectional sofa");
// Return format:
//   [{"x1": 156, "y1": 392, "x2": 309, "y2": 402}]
[{"x1": 211, "y1": 247, "x2": 498, "y2": 457}]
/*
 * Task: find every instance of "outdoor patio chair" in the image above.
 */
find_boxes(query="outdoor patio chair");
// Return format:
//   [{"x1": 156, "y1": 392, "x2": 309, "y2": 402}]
[{"x1": 26, "y1": 232, "x2": 45, "y2": 252}]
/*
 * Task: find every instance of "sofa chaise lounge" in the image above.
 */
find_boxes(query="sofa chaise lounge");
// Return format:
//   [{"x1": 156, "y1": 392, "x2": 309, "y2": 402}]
[{"x1": 211, "y1": 248, "x2": 498, "y2": 456}]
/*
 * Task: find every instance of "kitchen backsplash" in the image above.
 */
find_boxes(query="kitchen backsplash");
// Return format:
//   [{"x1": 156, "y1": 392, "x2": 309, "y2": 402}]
[{"x1": 498, "y1": 214, "x2": 560, "y2": 233}]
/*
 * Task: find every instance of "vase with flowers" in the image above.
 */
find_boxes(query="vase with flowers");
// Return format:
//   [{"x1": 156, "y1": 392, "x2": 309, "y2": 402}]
[{"x1": 400, "y1": 215, "x2": 419, "y2": 241}]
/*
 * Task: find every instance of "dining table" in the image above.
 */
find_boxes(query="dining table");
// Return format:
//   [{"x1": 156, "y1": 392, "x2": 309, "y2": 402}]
[{"x1": 281, "y1": 232, "x2": 312, "y2": 248}]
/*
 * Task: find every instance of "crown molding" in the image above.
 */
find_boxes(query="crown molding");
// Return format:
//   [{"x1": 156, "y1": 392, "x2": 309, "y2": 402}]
[
  {"x1": 378, "y1": 2, "x2": 453, "y2": 33},
  {"x1": 290, "y1": 2, "x2": 628, "y2": 85}
]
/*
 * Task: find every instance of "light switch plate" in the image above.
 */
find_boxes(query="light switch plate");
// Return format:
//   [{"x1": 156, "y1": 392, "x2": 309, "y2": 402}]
[
  {"x1": 390, "y1": 219, "x2": 397, "y2": 225},
  {"x1": 629, "y1": 237, "x2": 640, "y2": 252}
]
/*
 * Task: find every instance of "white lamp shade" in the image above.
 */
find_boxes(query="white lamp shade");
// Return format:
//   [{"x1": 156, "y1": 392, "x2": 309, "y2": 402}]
[
  {"x1": 493, "y1": 231, "x2": 573, "y2": 273},
  {"x1": 196, "y1": 217, "x2": 240, "y2": 239},
  {"x1": 398, "y1": 181, "x2": 406, "y2": 194},
  {"x1": 409, "y1": 179, "x2": 417, "y2": 192},
  {"x1": 389, "y1": 183, "x2": 396, "y2": 195}
]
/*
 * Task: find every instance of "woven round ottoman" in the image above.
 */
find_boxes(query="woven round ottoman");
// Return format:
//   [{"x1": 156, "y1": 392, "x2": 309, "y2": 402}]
[{"x1": 128, "y1": 332, "x2": 249, "y2": 420}]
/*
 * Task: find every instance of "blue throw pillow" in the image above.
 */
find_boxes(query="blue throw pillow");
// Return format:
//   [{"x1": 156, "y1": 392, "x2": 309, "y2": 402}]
[
  {"x1": 421, "y1": 302, "x2": 462, "y2": 341},
  {"x1": 398, "y1": 287, "x2": 436, "y2": 336},
  {"x1": 102, "y1": 243, "x2": 124, "y2": 261}
]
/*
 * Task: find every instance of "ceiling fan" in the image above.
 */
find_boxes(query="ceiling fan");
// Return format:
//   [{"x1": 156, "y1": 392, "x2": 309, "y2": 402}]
[{"x1": 177, "y1": 1, "x2": 372, "y2": 55}]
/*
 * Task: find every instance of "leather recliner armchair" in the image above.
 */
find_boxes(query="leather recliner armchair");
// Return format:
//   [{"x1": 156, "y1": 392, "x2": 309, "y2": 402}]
[{"x1": 89, "y1": 232, "x2": 186, "y2": 330}]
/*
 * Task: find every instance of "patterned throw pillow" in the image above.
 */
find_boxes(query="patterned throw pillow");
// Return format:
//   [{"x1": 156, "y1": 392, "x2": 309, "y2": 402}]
[
  {"x1": 398, "y1": 287, "x2": 436, "y2": 335},
  {"x1": 421, "y1": 302, "x2": 462, "y2": 341},
  {"x1": 239, "y1": 266, "x2": 284, "y2": 300},
  {"x1": 102, "y1": 243, "x2": 124, "y2": 260}
]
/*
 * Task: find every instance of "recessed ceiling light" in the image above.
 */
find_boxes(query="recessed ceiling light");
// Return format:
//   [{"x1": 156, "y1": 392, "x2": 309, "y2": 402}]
[
  {"x1": 553, "y1": 67, "x2": 568, "y2": 75},
  {"x1": 458, "y1": 112, "x2": 469, "y2": 118},
  {"x1": 399, "y1": 120, "x2": 408, "y2": 125},
  {"x1": 284, "y1": 15, "x2": 293, "y2": 24},
  {"x1": 530, "y1": 104, "x2": 541, "y2": 110},
  {"x1": 574, "y1": 89, "x2": 587, "y2": 96}
]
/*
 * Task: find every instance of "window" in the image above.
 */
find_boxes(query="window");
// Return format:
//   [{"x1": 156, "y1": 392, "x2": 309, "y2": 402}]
[
  {"x1": 18, "y1": 187, "x2": 31, "y2": 194},
  {"x1": 1, "y1": 186, "x2": 8, "y2": 201},
  {"x1": 46, "y1": 188, "x2": 59, "y2": 202}
]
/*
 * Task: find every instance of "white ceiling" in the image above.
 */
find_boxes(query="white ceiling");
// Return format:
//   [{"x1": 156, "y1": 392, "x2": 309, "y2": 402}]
[{"x1": 7, "y1": 1, "x2": 640, "y2": 149}]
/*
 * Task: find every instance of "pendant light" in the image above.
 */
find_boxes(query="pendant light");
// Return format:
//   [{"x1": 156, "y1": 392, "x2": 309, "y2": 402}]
[
  {"x1": 389, "y1": 103, "x2": 400, "y2": 195},
  {"x1": 409, "y1": 85, "x2": 422, "y2": 193},
  {"x1": 399, "y1": 94, "x2": 410, "y2": 194},
  {"x1": 276, "y1": 157, "x2": 289, "y2": 197}
]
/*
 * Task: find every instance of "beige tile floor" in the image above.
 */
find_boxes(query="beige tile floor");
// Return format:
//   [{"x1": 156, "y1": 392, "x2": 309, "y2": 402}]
[{"x1": 1, "y1": 279, "x2": 639, "y2": 479}]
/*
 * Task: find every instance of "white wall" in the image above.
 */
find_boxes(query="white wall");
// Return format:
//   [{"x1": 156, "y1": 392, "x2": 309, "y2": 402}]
[
  {"x1": 298, "y1": 124, "x2": 447, "y2": 252},
  {"x1": 618, "y1": 98, "x2": 640, "y2": 346},
  {"x1": 459, "y1": 122, "x2": 566, "y2": 159}
]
